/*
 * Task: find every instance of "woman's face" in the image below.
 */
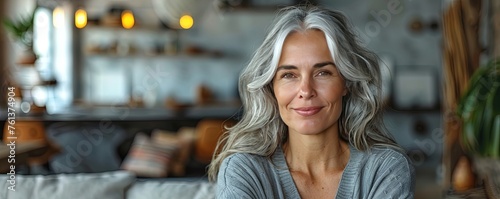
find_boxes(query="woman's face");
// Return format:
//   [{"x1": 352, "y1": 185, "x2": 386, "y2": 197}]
[{"x1": 272, "y1": 29, "x2": 347, "y2": 136}]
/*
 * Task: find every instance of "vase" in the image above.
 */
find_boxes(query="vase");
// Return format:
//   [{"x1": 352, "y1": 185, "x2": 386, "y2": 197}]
[
  {"x1": 16, "y1": 48, "x2": 37, "y2": 65},
  {"x1": 472, "y1": 156, "x2": 500, "y2": 198}
]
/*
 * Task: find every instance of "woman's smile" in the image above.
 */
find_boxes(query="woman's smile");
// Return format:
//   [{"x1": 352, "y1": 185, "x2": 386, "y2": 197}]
[{"x1": 292, "y1": 106, "x2": 323, "y2": 116}]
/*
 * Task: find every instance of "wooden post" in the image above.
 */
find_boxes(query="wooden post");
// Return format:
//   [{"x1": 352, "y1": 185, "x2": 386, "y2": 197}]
[{"x1": 442, "y1": 0, "x2": 482, "y2": 192}]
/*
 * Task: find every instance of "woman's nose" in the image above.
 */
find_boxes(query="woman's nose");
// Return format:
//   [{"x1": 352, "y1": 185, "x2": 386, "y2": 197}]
[{"x1": 298, "y1": 77, "x2": 315, "y2": 99}]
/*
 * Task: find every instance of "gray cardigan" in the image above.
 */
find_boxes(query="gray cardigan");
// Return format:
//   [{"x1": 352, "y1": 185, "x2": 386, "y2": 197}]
[{"x1": 216, "y1": 145, "x2": 415, "y2": 199}]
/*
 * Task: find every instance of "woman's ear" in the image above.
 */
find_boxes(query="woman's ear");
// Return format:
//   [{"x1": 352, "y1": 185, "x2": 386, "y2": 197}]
[{"x1": 342, "y1": 86, "x2": 348, "y2": 96}]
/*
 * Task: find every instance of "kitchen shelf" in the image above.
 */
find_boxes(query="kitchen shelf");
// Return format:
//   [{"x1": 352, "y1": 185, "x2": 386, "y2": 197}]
[
  {"x1": 81, "y1": 23, "x2": 183, "y2": 61},
  {"x1": 84, "y1": 52, "x2": 226, "y2": 60},
  {"x1": 4, "y1": 104, "x2": 242, "y2": 122},
  {"x1": 82, "y1": 24, "x2": 177, "y2": 34}
]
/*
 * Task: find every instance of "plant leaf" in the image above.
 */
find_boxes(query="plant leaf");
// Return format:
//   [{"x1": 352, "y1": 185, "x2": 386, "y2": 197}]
[
  {"x1": 1, "y1": 9, "x2": 35, "y2": 47},
  {"x1": 458, "y1": 60, "x2": 500, "y2": 157},
  {"x1": 483, "y1": 84, "x2": 498, "y2": 156},
  {"x1": 492, "y1": 115, "x2": 500, "y2": 158}
]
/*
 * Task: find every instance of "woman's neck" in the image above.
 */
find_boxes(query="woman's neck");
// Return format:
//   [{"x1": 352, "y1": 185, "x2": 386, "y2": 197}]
[{"x1": 283, "y1": 132, "x2": 349, "y2": 175}]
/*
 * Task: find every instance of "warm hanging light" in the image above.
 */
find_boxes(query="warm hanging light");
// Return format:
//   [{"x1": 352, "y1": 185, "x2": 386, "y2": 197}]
[
  {"x1": 75, "y1": 9, "x2": 87, "y2": 29},
  {"x1": 179, "y1": 14, "x2": 193, "y2": 29},
  {"x1": 53, "y1": 7, "x2": 65, "y2": 28},
  {"x1": 121, "y1": 10, "x2": 135, "y2": 29}
]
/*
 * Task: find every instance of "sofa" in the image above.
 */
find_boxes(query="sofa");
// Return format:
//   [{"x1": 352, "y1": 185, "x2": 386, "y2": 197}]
[
  {"x1": 44, "y1": 119, "x2": 233, "y2": 178},
  {"x1": 0, "y1": 118, "x2": 234, "y2": 199},
  {"x1": 0, "y1": 170, "x2": 215, "y2": 199}
]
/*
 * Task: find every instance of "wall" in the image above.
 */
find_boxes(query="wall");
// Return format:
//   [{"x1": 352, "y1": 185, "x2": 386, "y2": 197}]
[
  {"x1": 79, "y1": 0, "x2": 442, "y2": 103},
  {"x1": 79, "y1": 1, "x2": 276, "y2": 105},
  {"x1": 76, "y1": 0, "x2": 444, "y2": 167}
]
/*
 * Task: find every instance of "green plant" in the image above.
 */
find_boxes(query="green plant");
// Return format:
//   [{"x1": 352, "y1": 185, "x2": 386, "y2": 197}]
[
  {"x1": 457, "y1": 60, "x2": 500, "y2": 158},
  {"x1": 2, "y1": 10, "x2": 35, "y2": 48}
]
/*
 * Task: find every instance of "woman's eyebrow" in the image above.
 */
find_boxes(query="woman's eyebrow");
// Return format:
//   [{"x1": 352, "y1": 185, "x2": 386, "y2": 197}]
[
  {"x1": 276, "y1": 61, "x2": 335, "y2": 72},
  {"x1": 276, "y1": 65, "x2": 297, "y2": 71},
  {"x1": 313, "y1": 61, "x2": 335, "y2": 68}
]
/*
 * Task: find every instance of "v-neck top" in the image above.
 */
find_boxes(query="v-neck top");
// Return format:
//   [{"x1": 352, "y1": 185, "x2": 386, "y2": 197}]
[{"x1": 216, "y1": 145, "x2": 415, "y2": 199}]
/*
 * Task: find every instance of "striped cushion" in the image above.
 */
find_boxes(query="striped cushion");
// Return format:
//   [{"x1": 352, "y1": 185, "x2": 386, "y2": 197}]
[{"x1": 121, "y1": 133, "x2": 178, "y2": 177}]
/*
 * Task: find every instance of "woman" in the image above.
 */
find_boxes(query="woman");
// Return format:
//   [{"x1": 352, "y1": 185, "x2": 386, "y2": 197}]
[{"x1": 208, "y1": 5, "x2": 415, "y2": 199}]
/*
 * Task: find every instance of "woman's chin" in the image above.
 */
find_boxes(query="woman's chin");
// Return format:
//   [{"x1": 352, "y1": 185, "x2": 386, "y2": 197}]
[
  {"x1": 288, "y1": 120, "x2": 339, "y2": 136},
  {"x1": 290, "y1": 125, "x2": 324, "y2": 135}
]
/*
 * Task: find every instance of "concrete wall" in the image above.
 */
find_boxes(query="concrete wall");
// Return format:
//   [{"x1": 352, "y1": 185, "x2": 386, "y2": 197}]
[{"x1": 78, "y1": 0, "x2": 442, "y2": 106}]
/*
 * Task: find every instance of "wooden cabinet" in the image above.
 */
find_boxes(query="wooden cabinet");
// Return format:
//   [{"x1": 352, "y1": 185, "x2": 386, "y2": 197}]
[{"x1": 3, "y1": 120, "x2": 46, "y2": 143}]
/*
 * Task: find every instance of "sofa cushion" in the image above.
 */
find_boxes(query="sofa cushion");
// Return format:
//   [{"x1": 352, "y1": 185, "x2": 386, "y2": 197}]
[
  {"x1": 121, "y1": 133, "x2": 178, "y2": 177},
  {"x1": 127, "y1": 179, "x2": 215, "y2": 199},
  {"x1": 151, "y1": 127, "x2": 197, "y2": 176},
  {"x1": 46, "y1": 122, "x2": 127, "y2": 173},
  {"x1": 0, "y1": 171, "x2": 135, "y2": 199}
]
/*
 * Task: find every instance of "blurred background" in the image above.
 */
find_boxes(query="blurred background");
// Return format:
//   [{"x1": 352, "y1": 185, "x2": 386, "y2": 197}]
[{"x1": 0, "y1": 0, "x2": 497, "y2": 198}]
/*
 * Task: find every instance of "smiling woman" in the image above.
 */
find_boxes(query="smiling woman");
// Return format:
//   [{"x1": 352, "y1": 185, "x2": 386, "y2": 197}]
[
  {"x1": 208, "y1": 5, "x2": 415, "y2": 199},
  {"x1": 273, "y1": 30, "x2": 347, "y2": 139}
]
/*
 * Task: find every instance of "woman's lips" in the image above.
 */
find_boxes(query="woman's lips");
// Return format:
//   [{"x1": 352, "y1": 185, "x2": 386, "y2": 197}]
[{"x1": 293, "y1": 107, "x2": 322, "y2": 116}]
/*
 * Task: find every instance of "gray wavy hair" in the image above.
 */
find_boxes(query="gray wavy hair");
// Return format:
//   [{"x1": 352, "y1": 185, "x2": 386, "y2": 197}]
[{"x1": 208, "y1": 5, "x2": 399, "y2": 181}]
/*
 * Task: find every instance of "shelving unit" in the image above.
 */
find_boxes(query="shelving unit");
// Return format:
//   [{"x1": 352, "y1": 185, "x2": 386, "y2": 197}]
[
  {"x1": 76, "y1": 22, "x2": 240, "y2": 107},
  {"x1": 81, "y1": 24, "x2": 179, "y2": 58}
]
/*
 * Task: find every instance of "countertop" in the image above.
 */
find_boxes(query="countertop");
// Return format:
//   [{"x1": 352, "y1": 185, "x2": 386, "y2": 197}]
[{"x1": 0, "y1": 105, "x2": 242, "y2": 121}]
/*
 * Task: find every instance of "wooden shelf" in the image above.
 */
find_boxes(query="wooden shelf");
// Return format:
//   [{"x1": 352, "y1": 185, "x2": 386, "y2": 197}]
[
  {"x1": 84, "y1": 52, "x2": 225, "y2": 60},
  {"x1": 82, "y1": 24, "x2": 177, "y2": 34},
  {"x1": 2, "y1": 103, "x2": 241, "y2": 122}
]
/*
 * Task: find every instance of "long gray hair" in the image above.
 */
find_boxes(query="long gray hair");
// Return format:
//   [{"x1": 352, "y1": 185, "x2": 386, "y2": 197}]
[{"x1": 208, "y1": 6, "x2": 399, "y2": 181}]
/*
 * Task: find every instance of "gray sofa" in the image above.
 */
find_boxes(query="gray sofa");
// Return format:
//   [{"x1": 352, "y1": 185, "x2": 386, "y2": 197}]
[{"x1": 0, "y1": 171, "x2": 215, "y2": 199}]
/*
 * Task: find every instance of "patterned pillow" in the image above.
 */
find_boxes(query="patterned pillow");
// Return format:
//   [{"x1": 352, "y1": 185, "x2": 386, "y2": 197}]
[
  {"x1": 152, "y1": 128, "x2": 196, "y2": 176},
  {"x1": 121, "y1": 133, "x2": 178, "y2": 177}
]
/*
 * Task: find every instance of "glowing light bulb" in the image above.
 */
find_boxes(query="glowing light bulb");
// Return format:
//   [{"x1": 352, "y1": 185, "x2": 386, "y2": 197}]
[
  {"x1": 179, "y1": 14, "x2": 193, "y2": 29},
  {"x1": 53, "y1": 7, "x2": 65, "y2": 28},
  {"x1": 121, "y1": 10, "x2": 135, "y2": 29},
  {"x1": 75, "y1": 9, "x2": 87, "y2": 29}
]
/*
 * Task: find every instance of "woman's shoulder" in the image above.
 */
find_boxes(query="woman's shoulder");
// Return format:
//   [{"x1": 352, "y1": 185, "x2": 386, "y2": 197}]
[
  {"x1": 218, "y1": 152, "x2": 278, "y2": 186},
  {"x1": 351, "y1": 145, "x2": 414, "y2": 170},
  {"x1": 370, "y1": 145, "x2": 409, "y2": 157},
  {"x1": 345, "y1": 146, "x2": 416, "y2": 198},
  {"x1": 357, "y1": 145, "x2": 415, "y2": 174},
  {"x1": 371, "y1": 146, "x2": 411, "y2": 162},
  {"x1": 216, "y1": 151, "x2": 291, "y2": 199},
  {"x1": 220, "y1": 152, "x2": 271, "y2": 171},
  {"x1": 223, "y1": 152, "x2": 267, "y2": 163}
]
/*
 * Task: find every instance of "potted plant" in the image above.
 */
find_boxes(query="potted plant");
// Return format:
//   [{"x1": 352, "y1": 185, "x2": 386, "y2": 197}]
[
  {"x1": 2, "y1": 9, "x2": 37, "y2": 64},
  {"x1": 457, "y1": 60, "x2": 500, "y2": 158},
  {"x1": 456, "y1": 60, "x2": 499, "y2": 196},
  {"x1": 2, "y1": 9, "x2": 45, "y2": 114}
]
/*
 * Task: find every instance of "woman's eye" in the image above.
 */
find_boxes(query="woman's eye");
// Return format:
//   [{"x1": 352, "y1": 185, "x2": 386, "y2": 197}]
[
  {"x1": 281, "y1": 73, "x2": 295, "y2": 79},
  {"x1": 317, "y1": 71, "x2": 332, "y2": 76}
]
